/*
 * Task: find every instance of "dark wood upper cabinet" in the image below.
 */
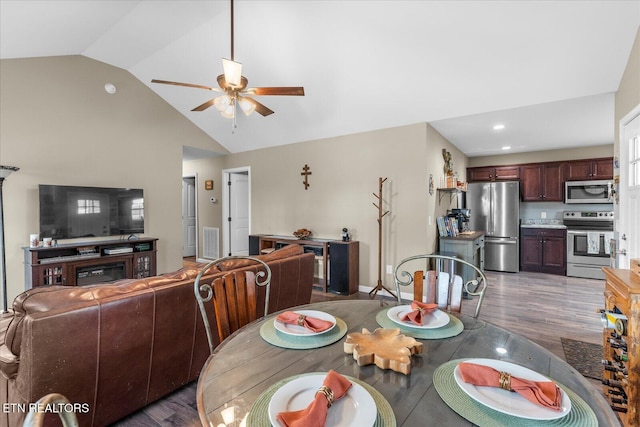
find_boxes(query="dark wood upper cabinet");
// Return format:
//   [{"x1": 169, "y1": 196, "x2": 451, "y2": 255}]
[
  {"x1": 565, "y1": 157, "x2": 613, "y2": 181},
  {"x1": 467, "y1": 165, "x2": 520, "y2": 182},
  {"x1": 520, "y1": 162, "x2": 564, "y2": 202}
]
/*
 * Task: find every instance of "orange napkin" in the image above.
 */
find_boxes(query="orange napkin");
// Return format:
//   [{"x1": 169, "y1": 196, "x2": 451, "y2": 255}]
[
  {"x1": 458, "y1": 362, "x2": 562, "y2": 410},
  {"x1": 276, "y1": 311, "x2": 334, "y2": 333},
  {"x1": 276, "y1": 370, "x2": 352, "y2": 427},
  {"x1": 401, "y1": 301, "x2": 438, "y2": 325}
]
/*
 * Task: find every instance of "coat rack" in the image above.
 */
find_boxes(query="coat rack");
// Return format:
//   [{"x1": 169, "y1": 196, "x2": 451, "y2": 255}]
[{"x1": 369, "y1": 177, "x2": 397, "y2": 300}]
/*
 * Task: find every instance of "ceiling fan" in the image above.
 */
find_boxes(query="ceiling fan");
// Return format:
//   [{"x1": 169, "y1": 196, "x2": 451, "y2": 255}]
[{"x1": 151, "y1": 0, "x2": 304, "y2": 125}]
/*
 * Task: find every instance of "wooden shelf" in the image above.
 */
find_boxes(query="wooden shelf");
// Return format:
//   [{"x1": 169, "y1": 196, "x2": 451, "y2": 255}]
[
  {"x1": 602, "y1": 267, "x2": 639, "y2": 426},
  {"x1": 436, "y1": 188, "x2": 465, "y2": 204}
]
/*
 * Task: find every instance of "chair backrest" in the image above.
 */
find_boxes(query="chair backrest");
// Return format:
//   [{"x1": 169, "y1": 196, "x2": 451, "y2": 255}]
[
  {"x1": 23, "y1": 393, "x2": 79, "y2": 427},
  {"x1": 393, "y1": 254, "x2": 488, "y2": 318},
  {"x1": 194, "y1": 256, "x2": 271, "y2": 353}
]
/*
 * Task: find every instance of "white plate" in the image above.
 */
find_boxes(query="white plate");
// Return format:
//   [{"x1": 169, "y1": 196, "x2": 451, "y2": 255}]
[
  {"x1": 387, "y1": 305, "x2": 450, "y2": 329},
  {"x1": 453, "y1": 358, "x2": 571, "y2": 420},
  {"x1": 268, "y1": 374, "x2": 377, "y2": 427},
  {"x1": 274, "y1": 310, "x2": 336, "y2": 336}
]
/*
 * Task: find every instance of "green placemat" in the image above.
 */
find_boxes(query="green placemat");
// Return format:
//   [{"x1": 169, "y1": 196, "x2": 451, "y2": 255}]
[
  {"x1": 433, "y1": 359, "x2": 598, "y2": 426},
  {"x1": 247, "y1": 372, "x2": 396, "y2": 427},
  {"x1": 375, "y1": 307, "x2": 464, "y2": 339},
  {"x1": 260, "y1": 316, "x2": 348, "y2": 349}
]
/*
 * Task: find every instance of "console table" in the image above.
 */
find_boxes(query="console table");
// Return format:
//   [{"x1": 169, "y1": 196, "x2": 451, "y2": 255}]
[
  {"x1": 23, "y1": 238, "x2": 157, "y2": 288},
  {"x1": 249, "y1": 235, "x2": 359, "y2": 294}
]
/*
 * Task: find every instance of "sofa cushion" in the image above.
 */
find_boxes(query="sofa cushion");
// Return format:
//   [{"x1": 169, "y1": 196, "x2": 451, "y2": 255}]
[{"x1": 216, "y1": 244, "x2": 304, "y2": 271}]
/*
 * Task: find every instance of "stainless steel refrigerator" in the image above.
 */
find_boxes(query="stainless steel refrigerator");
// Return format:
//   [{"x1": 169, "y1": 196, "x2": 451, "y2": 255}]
[{"x1": 467, "y1": 181, "x2": 520, "y2": 272}]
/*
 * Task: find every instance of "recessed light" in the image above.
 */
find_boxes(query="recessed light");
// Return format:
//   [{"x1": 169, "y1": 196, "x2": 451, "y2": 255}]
[
  {"x1": 502, "y1": 146, "x2": 511, "y2": 150},
  {"x1": 104, "y1": 83, "x2": 117, "y2": 94},
  {"x1": 493, "y1": 124, "x2": 505, "y2": 130}
]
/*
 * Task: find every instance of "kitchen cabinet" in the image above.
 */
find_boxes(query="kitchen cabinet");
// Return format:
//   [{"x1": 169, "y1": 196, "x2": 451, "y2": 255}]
[
  {"x1": 520, "y1": 227, "x2": 566, "y2": 275},
  {"x1": 467, "y1": 165, "x2": 520, "y2": 182},
  {"x1": 565, "y1": 157, "x2": 614, "y2": 181},
  {"x1": 520, "y1": 162, "x2": 564, "y2": 201},
  {"x1": 439, "y1": 231, "x2": 485, "y2": 284}
]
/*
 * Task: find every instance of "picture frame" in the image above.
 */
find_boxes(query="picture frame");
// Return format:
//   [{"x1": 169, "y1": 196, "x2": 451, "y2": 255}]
[{"x1": 205, "y1": 180, "x2": 214, "y2": 191}]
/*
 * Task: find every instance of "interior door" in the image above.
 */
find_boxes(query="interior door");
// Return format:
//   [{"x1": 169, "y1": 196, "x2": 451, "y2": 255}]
[
  {"x1": 182, "y1": 177, "x2": 196, "y2": 257},
  {"x1": 228, "y1": 172, "x2": 249, "y2": 256},
  {"x1": 617, "y1": 107, "x2": 640, "y2": 268}
]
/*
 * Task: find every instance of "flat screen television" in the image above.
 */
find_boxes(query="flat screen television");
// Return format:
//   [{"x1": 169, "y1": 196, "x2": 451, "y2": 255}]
[{"x1": 39, "y1": 185, "x2": 144, "y2": 239}]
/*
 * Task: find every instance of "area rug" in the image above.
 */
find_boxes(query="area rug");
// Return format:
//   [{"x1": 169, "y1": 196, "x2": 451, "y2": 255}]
[{"x1": 561, "y1": 337, "x2": 602, "y2": 381}]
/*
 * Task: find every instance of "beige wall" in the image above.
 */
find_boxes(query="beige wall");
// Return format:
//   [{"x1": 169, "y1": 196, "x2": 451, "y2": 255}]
[
  {"x1": 615, "y1": 27, "x2": 640, "y2": 157},
  {"x1": 217, "y1": 123, "x2": 465, "y2": 289},
  {"x1": 467, "y1": 144, "x2": 614, "y2": 167},
  {"x1": 0, "y1": 56, "x2": 227, "y2": 303}
]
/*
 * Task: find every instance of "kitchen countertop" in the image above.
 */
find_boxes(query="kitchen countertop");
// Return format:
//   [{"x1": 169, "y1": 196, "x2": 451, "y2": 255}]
[
  {"x1": 439, "y1": 231, "x2": 484, "y2": 240},
  {"x1": 520, "y1": 224, "x2": 567, "y2": 229}
]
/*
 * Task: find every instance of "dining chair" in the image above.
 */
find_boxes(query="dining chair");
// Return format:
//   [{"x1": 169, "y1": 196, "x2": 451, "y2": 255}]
[
  {"x1": 193, "y1": 256, "x2": 272, "y2": 353},
  {"x1": 393, "y1": 254, "x2": 488, "y2": 318},
  {"x1": 23, "y1": 393, "x2": 79, "y2": 427}
]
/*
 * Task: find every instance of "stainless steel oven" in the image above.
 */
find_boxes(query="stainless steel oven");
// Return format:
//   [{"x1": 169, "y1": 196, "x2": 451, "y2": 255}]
[{"x1": 563, "y1": 211, "x2": 614, "y2": 279}]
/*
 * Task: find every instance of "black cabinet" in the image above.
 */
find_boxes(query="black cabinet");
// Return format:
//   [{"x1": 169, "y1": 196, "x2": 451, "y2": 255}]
[{"x1": 328, "y1": 241, "x2": 359, "y2": 295}]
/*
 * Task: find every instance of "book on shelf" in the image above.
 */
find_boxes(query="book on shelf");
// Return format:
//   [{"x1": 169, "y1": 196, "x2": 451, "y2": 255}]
[{"x1": 436, "y1": 216, "x2": 459, "y2": 237}]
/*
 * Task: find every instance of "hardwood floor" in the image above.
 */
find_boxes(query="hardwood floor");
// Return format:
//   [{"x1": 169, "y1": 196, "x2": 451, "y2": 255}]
[{"x1": 113, "y1": 268, "x2": 606, "y2": 426}]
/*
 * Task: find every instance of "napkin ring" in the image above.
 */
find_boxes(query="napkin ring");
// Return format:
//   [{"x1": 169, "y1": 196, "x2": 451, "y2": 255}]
[
  {"x1": 297, "y1": 314, "x2": 306, "y2": 326},
  {"x1": 316, "y1": 385, "x2": 335, "y2": 408},
  {"x1": 498, "y1": 371, "x2": 511, "y2": 391}
]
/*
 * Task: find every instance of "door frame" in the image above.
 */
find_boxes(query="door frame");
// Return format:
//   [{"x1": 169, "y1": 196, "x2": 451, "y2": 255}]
[
  {"x1": 182, "y1": 173, "x2": 199, "y2": 259},
  {"x1": 221, "y1": 166, "x2": 251, "y2": 257},
  {"x1": 616, "y1": 103, "x2": 640, "y2": 268}
]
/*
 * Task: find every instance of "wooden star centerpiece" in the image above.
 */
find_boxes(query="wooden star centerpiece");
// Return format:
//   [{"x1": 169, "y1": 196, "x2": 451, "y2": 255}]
[{"x1": 343, "y1": 328, "x2": 423, "y2": 375}]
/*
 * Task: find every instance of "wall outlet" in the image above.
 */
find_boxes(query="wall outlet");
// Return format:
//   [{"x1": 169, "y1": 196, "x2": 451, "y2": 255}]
[
  {"x1": 428, "y1": 215, "x2": 432, "y2": 225},
  {"x1": 541, "y1": 212, "x2": 547, "y2": 219},
  {"x1": 386, "y1": 265, "x2": 393, "y2": 274}
]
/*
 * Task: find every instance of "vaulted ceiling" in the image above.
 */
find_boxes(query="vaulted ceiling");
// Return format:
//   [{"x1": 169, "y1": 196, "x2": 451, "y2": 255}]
[{"x1": 1, "y1": 1, "x2": 638, "y2": 156}]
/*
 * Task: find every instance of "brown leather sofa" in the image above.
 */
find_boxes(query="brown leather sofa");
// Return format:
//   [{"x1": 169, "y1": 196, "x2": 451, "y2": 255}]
[{"x1": 0, "y1": 245, "x2": 315, "y2": 427}]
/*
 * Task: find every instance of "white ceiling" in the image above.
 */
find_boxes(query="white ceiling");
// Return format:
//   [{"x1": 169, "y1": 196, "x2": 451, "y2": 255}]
[{"x1": 1, "y1": 1, "x2": 639, "y2": 157}]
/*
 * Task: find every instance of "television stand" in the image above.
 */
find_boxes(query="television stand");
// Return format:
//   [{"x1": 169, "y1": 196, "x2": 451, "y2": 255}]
[{"x1": 23, "y1": 238, "x2": 158, "y2": 288}]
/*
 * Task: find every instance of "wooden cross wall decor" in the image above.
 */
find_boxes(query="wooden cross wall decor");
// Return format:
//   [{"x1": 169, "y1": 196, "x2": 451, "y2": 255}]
[{"x1": 301, "y1": 164, "x2": 312, "y2": 190}]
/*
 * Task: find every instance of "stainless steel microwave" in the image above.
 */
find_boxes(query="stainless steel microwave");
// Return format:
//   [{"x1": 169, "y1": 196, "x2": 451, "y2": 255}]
[{"x1": 565, "y1": 180, "x2": 613, "y2": 204}]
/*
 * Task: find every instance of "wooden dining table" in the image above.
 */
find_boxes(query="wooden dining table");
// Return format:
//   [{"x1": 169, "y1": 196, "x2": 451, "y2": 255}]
[{"x1": 196, "y1": 299, "x2": 618, "y2": 426}]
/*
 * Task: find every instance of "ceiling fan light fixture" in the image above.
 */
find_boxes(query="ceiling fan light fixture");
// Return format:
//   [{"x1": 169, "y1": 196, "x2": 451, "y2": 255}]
[
  {"x1": 221, "y1": 103, "x2": 235, "y2": 119},
  {"x1": 214, "y1": 94, "x2": 232, "y2": 111},
  {"x1": 222, "y1": 58, "x2": 243, "y2": 88},
  {"x1": 238, "y1": 98, "x2": 256, "y2": 116}
]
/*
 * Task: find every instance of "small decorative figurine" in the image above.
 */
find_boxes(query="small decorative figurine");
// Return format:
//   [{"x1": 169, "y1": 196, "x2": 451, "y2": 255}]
[
  {"x1": 442, "y1": 149, "x2": 453, "y2": 176},
  {"x1": 342, "y1": 228, "x2": 350, "y2": 242}
]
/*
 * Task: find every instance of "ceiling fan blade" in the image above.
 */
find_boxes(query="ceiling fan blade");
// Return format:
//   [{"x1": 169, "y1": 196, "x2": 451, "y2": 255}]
[
  {"x1": 243, "y1": 97, "x2": 274, "y2": 116},
  {"x1": 191, "y1": 98, "x2": 217, "y2": 112},
  {"x1": 246, "y1": 87, "x2": 305, "y2": 96},
  {"x1": 152, "y1": 79, "x2": 220, "y2": 91}
]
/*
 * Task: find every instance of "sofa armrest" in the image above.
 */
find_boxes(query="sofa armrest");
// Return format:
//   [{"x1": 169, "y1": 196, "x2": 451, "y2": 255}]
[{"x1": 0, "y1": 344, "x2": 18, "y2": 379}]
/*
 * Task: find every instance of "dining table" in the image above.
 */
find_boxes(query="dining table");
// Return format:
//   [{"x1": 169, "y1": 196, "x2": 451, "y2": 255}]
[{"x1": 196, "y1": 299, "x2": 618, "y2": 427}]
